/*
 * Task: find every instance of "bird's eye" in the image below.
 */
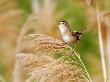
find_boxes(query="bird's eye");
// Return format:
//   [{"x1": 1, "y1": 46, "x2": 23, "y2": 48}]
[
  {"x1": 60, "y1": 21, "x2": 68, "y2": 25},
  {"x1": 62, "y1": 22, "x2": 65, "y2": 24},
  {"x1": 62, "y1": 22, "x2": 66, "y2": 25}
]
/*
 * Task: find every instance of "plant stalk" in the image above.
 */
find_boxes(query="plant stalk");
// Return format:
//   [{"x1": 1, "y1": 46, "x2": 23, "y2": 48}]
[
  {"x1": 96, "y1": 5, "x2": 107, "y2": 82},
  {"x1": 107, "y1": 28, "x2": 110, "y2": 82}
]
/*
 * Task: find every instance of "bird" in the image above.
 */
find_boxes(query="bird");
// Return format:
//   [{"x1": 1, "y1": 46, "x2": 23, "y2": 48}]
[{"x1": 58, "y1": 21, "x2": 86, "y2": 45}]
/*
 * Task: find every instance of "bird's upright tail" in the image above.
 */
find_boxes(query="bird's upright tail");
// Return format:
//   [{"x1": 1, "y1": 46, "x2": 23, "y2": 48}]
[{"x1": 80, "y1": 27, "x2": 86, "y2": 33}]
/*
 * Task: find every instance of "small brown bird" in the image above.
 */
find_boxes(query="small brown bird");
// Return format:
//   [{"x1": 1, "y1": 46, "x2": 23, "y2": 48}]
[{"x1": 58, "y1": 21, "x2": 86, "y2": 44}]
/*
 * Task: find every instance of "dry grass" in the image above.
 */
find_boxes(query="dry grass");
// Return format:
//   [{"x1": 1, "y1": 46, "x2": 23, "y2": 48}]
[
  {"x1": 84, "y1": 0, "x2": 108, "y2": 82},
  {"x1": 15, "y1": 34, "x2": 92, "y2": 82},
  {"x1": 0, "y1": 0, "x2": 23, "y2": 81},
  {"x1": 0, "y1": 0, "x2": 105, "y2": 82},
  {"x1": 96, "y1": 5, "x2": 107, "y2": 82},
  {"x1": 0, "y1": 75, "x2": 6, "y2": 82},
  {"x1": 102, "y1": 11, "x2": 110, "y2": 82},
  {"x1": 13, "y1": 1, "x2": 93, "y2": 82}
]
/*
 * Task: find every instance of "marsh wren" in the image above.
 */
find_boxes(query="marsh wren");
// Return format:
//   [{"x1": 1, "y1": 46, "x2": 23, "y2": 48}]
[{"x1": 58, "y1": 21, "x2": 86, "y2": 44}]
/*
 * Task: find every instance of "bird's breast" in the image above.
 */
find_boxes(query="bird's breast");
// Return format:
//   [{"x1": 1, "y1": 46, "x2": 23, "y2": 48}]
[{"x1": 63, "y1": 35, "x2": 76, "y2": 44}]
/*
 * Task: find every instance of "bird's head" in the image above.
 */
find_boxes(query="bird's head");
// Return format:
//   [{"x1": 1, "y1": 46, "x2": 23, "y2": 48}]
[
  {"x1": 59, "y1": 21, "x2": 69, "y2": 27},
  {"x1": 58, "y1": 21, "x2": 70, "y2": 32}
]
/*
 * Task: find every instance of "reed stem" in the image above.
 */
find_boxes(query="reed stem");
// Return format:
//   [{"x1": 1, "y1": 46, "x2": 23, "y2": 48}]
[
  {"x1": 96, "y1": 4, "x2": 107, "y2": 82},
  {"x1": 107, "y1": 28, "x2": 110, "y2": 82}
]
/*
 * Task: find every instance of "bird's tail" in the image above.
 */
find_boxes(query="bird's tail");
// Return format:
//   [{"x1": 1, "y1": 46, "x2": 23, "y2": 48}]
[{"x1": 80, "y1": 27, "x2": 86, "y2": 33}]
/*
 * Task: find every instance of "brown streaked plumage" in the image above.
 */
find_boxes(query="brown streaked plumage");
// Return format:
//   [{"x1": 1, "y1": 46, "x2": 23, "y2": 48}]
[{"x1": 58, "y1": 21, "x2": 86, "y2": 44}]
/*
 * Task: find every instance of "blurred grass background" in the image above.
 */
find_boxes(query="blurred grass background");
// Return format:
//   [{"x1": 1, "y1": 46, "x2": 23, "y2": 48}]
[{"x1": 0, "y1": 0, "x2": 110, "y2": 82}]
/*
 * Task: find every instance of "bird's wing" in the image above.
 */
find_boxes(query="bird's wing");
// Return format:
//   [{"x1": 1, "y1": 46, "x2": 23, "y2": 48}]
[{"x1": 72, "y1": 31, "x2": 82, "y2": 40}]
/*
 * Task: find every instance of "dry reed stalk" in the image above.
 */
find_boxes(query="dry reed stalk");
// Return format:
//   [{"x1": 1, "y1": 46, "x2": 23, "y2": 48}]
[
  {"x1": 0, "y1": 1, "x2": 24, "y2": 82},
  {"x1": 14, "y1": 1, "x2": 40, "y2": 80},
  {"x1": 14, "y1": 14, "x2": 39, "y2": 82},
  {"x1": 14, "y1": 1, "x2": 92, "y2": 82},
  {"x1": 0, "y1": 10, "x2": 22, "y2": 22},
  {"x1": 83, "y1": 0, "x2": 92, "y2": 6},
  {"x1": 16, "y1": 0, "x2": 57, "y2": 54},
  {"x1": 96, "y1": 5, "x2": 107, "y2": 82},
  {"x1": 31, "y1": 0, "x2": 40, "y2": 14},
  {"x1": 38, "y1": 0, "x2": 57, "y2": 37},
  {"x1": 15, "y1": 33, "x2": 92, "y2": 82},
  {"x1": 107, "y1": 27, "x2": 110, "y2": 82},
  {"x1": 0, "y1": 0, "x2": 17, "y2": 14},
  {"x1": 15, "y1": 15, "x2": 38, "y2": 53},
  {"x1": 0, "y1": 0, "x2": 23, "y2": 41},
  {"x1": 15, "y1": 0, "x2": 60, "y2": 55},
  {"x1": 0, "y1": 75, "x2": 6, "y2": 82},
  {"x1": 102, "y1": 11, "x2": 110, "y2": 82},
  {"x1": 0, "y1": 9, "x2": 23, "y2": 45}
]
